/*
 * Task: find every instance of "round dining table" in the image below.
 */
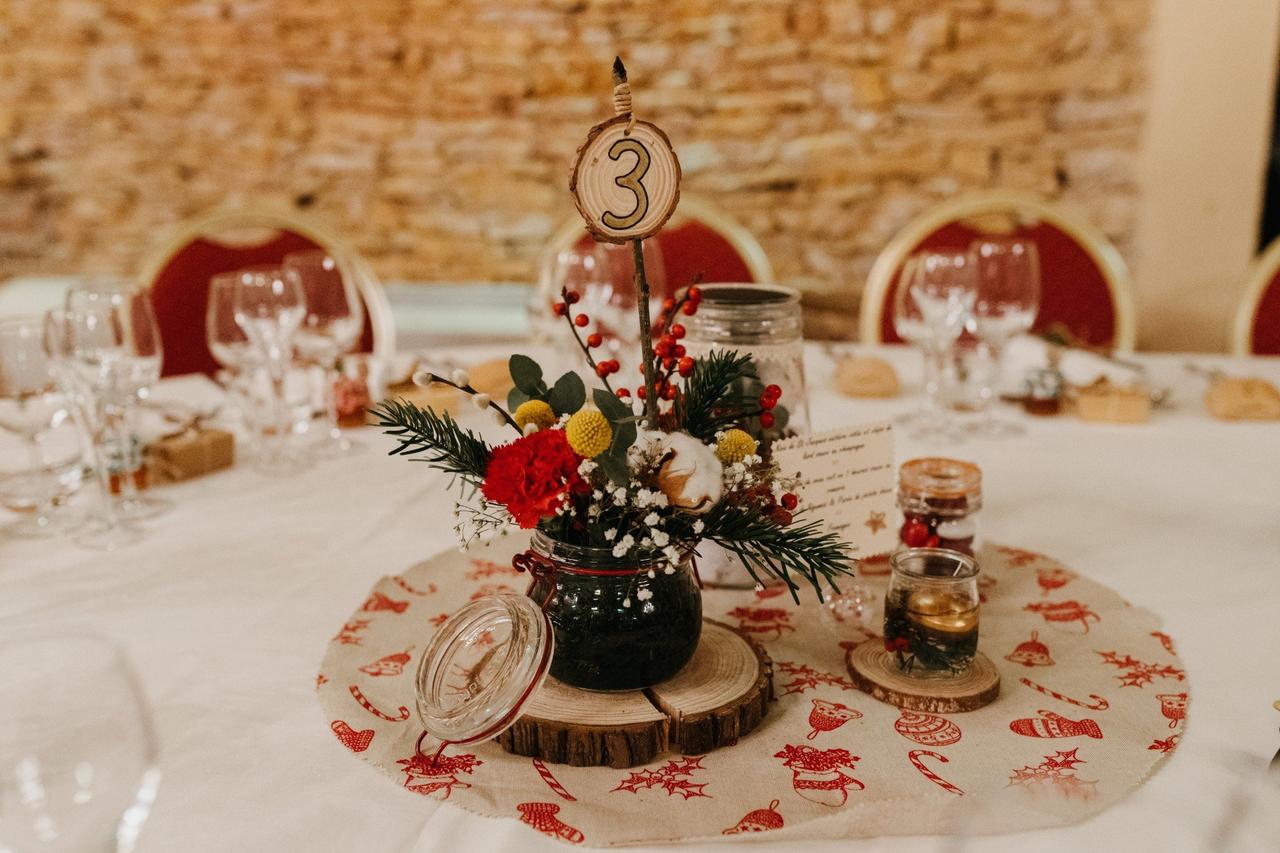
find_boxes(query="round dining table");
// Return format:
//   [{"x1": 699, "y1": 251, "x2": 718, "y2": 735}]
[{"x1": 3, "y1": 342, "x2": 1278, "y2": 853}]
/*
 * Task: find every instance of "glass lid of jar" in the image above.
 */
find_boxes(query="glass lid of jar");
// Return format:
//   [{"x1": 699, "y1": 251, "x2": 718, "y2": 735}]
[{"x1": 415, "y1": 593, "x2": 553, "y2": 746}]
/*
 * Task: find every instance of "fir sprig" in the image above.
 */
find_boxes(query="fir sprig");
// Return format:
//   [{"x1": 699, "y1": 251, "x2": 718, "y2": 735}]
[
  {"x1": 678, "y1": 349, "x2": 758, "y2": 441},
  {"x1": 700, "y1": 503, "x2": 855, "y2": 603},
  {"x1": 370, "y1": 398, "x2": 491, "y2": 482}
]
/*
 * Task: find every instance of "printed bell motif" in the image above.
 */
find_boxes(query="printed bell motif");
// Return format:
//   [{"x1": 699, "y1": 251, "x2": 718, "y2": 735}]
[
  {"x1": 807, "y1": 699, "x2": 861, "y2": 739},
  {"x1": 1005, "y1": 632, "x2": 1054, "y2": 667},
  {"x1": 360, "y1": 648, "x2": 414, "y2": 677},
  {"x1": 722, "y1": 799, "x2": 784, "y2": 834},
  {"x1": 1156, "y1": 693, "x2": 1188, "y2": 728},
  {"x1": 1009, "y1": 710, "x2": 1102, "y2": 739}
]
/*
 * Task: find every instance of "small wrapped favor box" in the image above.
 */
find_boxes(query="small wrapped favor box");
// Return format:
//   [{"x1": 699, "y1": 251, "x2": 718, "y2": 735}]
[{"x1": 147, "y1": 428, "x2": 234, "y2": 483}]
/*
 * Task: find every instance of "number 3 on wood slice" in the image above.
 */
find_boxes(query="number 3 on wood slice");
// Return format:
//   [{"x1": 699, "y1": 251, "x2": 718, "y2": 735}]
[{"x1": 571, "y1": 115, "x2": 681, "y2": 243}]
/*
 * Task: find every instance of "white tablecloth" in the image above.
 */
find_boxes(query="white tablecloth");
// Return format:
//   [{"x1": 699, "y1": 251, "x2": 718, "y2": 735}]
[{"x1": 3, "y1": 345, "x2": 1278, "y2": 853}]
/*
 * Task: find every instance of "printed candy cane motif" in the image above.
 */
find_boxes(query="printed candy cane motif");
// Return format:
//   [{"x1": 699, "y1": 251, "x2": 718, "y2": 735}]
[
  {"x1": 349, "y1": 685, "x2": 410, "y2": 721},
  {"x1": 1019, "y1": 677, "x2": 1109, "y2": 711},
  {"x1": 392, "y1": 576, "x2": 436, "y2": 596},
  {"x1": 532, "y1": 759, "x2": 576, "y2": 801},
  {"x1": 907, "y1": 750, "x2": 963, "y2": 796}
]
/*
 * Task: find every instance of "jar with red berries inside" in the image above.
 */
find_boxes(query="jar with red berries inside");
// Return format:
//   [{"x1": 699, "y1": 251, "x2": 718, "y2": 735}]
[{"x1": 897, "y1": 457, "x2": 982, "y2": 556}]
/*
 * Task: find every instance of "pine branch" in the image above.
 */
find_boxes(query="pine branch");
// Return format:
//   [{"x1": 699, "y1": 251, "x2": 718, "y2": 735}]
[
  {"x1": 679, "y1": 350, "x2": 758, "y2": 441},
  {"x1": 370, "y1": 398, "x2": 491, "y2": 482},
  {"x1": 701, "y1": 503, "x2": 855, "y2": 603}
]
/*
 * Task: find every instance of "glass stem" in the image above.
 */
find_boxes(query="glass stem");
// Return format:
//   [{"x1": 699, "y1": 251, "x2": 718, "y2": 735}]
[
  {"x1": 23, "y1": 436, "x2": 55, "y2": 525},
  {"x1": 93, "y1": 405, "x2": 128, "y2": 529},
  {"x1": 922, "y1": 343, "x2": 947, "y2": 416},
  {"x1": 983, "y1": 339, "x2": 1005, "y2": 427},
  {"x1": 268, "y1": 360, "x2": 290, "y2": 458},
  {"x1": 324, "y1": 364, "x2": 342, "y2": 442}
]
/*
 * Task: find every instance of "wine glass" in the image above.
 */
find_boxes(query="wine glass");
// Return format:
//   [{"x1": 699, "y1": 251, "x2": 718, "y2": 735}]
[
  {"x1": 893, "y1": 251, "x2": 977, "y2": 436},
  {"x1": 64, "y1": 285, "x2": 170, "y2": 520},
  {"x1": 43, "y1": 307, "x2": 147, "y2": 552},
  {"x1": 231, "y1": 266, "x2": 307, "y2": 472},
  {"x1": 0, "y1": 317, "x2": 84, "y2": 538},
  {"x1": 966, "y1": 237, "x2": 1041, "y2": 436},
  {"x1": 284, "y1": 250, "x2": 364, "y2": 454},
  {"x1": 0, "y1": 635, "x2": 161, "y2": 852}
]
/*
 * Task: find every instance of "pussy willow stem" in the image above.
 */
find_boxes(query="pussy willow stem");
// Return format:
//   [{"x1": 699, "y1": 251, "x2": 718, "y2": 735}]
[
  {"x1": 633, "y1": 239, "x2": 659, "y2": 428},
  {"x1": 426, "y1": 375, "x2": 521, "y2": 434}
]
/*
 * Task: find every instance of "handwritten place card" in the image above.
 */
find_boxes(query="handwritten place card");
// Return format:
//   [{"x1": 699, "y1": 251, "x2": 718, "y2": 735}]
[{"x1": 772, "y1": 421, "x2": 896, "y2": 556}]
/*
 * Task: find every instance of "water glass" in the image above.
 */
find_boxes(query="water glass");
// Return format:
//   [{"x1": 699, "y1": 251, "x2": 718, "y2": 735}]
[
  {"x1": 0, "y1": 635, "x2": 160, "y2": 852},
  {"x1": 0, "y1": 317, "x2": 84, "y2": 537},
  {"x1": 284, "y1": 250, "x2": 364, "y2": 454}
]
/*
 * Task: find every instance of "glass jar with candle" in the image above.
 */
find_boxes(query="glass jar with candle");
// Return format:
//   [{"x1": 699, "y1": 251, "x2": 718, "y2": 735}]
[
  {"x1": 897, "y1": 457, "x2": 982, "y2": 556},
  {"x1": 883, "y1": 548, "x2": 980, "y2": 678},
  {"x1": 681, "y1": 284, "x2": 810, "y2": 442}
]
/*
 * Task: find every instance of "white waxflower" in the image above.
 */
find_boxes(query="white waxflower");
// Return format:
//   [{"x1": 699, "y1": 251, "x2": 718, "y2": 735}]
[
  {"x1": 450, "y1": 368, "x2": 470, "y2": 387},
  {"x1": 592, "y1": 489, "x2": 604, "y2": 500},
  {"x1": 692, "y1": 520, "x2": 705, "y2": 534},
  {"x1": 636, "y1": 589, "x2": 653, "y2": 602},
  {"x1": 612, "y1": 534, "x2": 635, "y2": 558},
  {"x1": 652, "y1": 530, "x2": 670, "y2": 547},
  {"x1": 604, "y1": 528, "x2": 618, "y2": 541},
  {"x1": 643, "y1": 512, "x2": 660, "y2": 527},
  {"x1": 471, "y1": 392, "x2": 491, "y2": 409}
]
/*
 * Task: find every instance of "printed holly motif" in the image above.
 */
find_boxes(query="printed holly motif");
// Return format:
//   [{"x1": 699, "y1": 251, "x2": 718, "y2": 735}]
[
  {"x1": 398, "y1": 751, "x2": 482, "y2": 799},
  {"x1": 1156, "y1": 693, "x2": 1188, "y2": 728},
  {"x1": 359, "y1": 648, "x2": 413, "y2": 677},
  {"x1": 1024, "y1": 600, "x2": 1100, "y2": 633},
  {"x1": 727, "y1": 606, "x2": 795, "y2": 640},
  {"x1": 998, "y1": 546, "x2": 1044, "y2": 566},
  {"x1": 723, "y1": 799, "x2": 784, "y2": 834},
  {"x1": 330, "y1": 720, "x2": 374, "y2": 752},
  {"x1": 516, "y1": 802, "x2": 585, "y2": 844},
  {"x1": 775, "y1": 744, "x2": 864, "y2": 807},
  {"x1": 776, "y1": 661, "x2": 855, "y2": 695},
  {"x1": 807, "y1": 699, "x2": 862, "y2": 739},
  {"x1": 429, "y1": 613, "x2": 450, "y2": 628},
  {"x1": 1008, "y1": 749, "x2": 1098, "y2": 800},
  {"x1": 1150, "y1": 631, "x2": 1176, "y2": 654},
  {"x1": 362, "y1": 592, "x2": 409, "y2": 614},
  {"x1": 612, "y1": 756, "x2": 710, "y2": 799},
  {"x1": 466, "y1": 559, "x2": 521, "y2": 580},
  {"x1": 332, "y1": 619, "x2": 371, "y2": 645},
  {"x1": 1036, "y1": 567, "x2": 1075, "y2": 596},
  {"x1": 1148, "y1": 734, "x2": 1180, "y2": 753},
  {"x1": 315, "y1": 673, "x2": 328, "y2": 688},
  {"x1": 1096, "y1": 651, "x2": 1186, "y2": 688}
]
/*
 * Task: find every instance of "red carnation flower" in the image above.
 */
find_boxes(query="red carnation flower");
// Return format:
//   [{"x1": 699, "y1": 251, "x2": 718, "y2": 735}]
[{"x1": 481, "y1": 429, "x2": 585, "y2": 528}]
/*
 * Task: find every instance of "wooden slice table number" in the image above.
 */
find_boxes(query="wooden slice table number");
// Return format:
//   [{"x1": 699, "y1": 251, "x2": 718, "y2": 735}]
[{"x1": 570, "y1": 59, "x2": 681, "y2": 244}]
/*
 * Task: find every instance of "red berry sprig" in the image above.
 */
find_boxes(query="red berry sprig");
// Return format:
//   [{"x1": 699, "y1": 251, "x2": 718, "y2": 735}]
[{"x1": 553, "y1": 288, "x2": 618, "y2": 394}]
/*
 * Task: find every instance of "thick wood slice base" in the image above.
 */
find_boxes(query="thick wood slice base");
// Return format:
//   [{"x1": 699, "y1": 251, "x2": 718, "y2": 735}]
[
  {"x1": 495, "y1": 620, "x2": 772, "y2": 768},
  {"x1": 845, "y1": 641, "x2": 1000, "y2": 714}
]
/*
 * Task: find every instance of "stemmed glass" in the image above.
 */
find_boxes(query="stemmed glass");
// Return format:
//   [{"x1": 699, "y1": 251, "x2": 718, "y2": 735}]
[
  {"x1": 0, "y1": 317, "x2": 84, "y2": 537},
  {"x1": 231, "y1": 266, "x2": 307, "y2": 472},
  {"x1": 44, "y1": 298, "x2": 160, "y2": 551},
  {"x1": 206, "y1": 272, "x2": 263, "y2": 443},
  {"x1": 966, "y1": 237, "x2": 1041, "y2": 436},
  {"x1": 893, "y1": 251, "x2": 977, "y2": 436},
  {"x1": 64, "y1": 285, "x2": 171, "y2": 520},
  {"x1": 284, "y1": 250, "x2": 364, "y2": 455},
  {"x1": 0, "y1": 635, "x2": 161, "y2": 852}
]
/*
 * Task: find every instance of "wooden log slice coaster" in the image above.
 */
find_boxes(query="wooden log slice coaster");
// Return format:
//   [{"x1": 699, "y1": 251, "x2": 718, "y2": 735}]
[
  {"x1": 495, "y1": 619, "x2": 772, "y2": 768},
  {"x1": 845, "y1": 641, "x2": 1000, "y2": 714}
]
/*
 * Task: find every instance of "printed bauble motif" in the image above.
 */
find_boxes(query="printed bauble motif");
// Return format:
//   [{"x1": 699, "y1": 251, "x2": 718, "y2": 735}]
[
  {"x1": 894, "y1": 712, "x2": 962, "y2": 747},
  {"x1": 722, "y1": 799, "x2": 784, "y2": 834}
]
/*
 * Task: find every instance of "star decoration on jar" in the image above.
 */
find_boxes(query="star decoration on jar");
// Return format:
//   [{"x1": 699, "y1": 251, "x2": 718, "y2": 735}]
[{"x1": 865, "y1": 511, "x2": 887, "y2": 534}]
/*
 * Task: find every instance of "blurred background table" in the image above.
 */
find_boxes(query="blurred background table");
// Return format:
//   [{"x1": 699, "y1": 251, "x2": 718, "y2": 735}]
[{"x1": 2, "y1": 342, "x2": 1277, "y2": 853}]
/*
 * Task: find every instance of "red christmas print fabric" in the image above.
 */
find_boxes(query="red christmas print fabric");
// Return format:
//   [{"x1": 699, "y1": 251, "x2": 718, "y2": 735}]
[{"x1": 317, "y1": 541, "x2": 1187, "y2": 846}]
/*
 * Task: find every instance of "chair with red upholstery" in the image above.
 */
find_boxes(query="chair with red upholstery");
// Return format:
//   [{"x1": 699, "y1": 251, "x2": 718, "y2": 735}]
[
  {"x1": 1231, "y1": 235, "x2": 1280, "y2": 355},
  {"x1": 859, "y1": 191, "x2": 1137, "y2": 352},
  {"x1": 540, "y1": 194, "x2": 775, "y2": 296},
  {"x1": 140, "y1": 208, "x2": 394, "y2": 377}
]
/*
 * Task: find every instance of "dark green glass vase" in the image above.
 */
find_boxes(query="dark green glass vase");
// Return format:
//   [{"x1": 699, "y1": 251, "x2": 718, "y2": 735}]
[{"x1": 525, "y1": 531, "x2": 702, "y2": 692}]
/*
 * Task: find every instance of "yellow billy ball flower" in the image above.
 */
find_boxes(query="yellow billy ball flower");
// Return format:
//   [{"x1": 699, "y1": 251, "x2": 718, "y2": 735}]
[
  {"x1": 566, "y1": 409, "x2": 613, "y2": 458},
  {"x1": 715, "y1": 428, "x2": 758, "y2": 464},
  {"x1": 513, "y1": 400, "x2": 556, "y2": 432}
]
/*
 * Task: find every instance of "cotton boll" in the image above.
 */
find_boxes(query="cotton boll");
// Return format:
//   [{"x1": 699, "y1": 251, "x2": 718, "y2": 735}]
[{"x1": 654, "y1": 432, "x2": 723, "y2": 513}]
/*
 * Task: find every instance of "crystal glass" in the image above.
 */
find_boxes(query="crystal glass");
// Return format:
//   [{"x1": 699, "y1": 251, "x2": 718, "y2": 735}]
[
  {"x1": 64, "y1": 285, "x2": 170, "y2": 521},
  {"x1": 682, "y1": 283, "x2": 810, "y2": 440},
  {"x1": 0, "y1": 317, "x2": 84, "y2": 537},
  {"x1": 0, "y1": 635, "x2": 160, "y2": 853},
  {"x1": 231, "y1": 266, "x2": 307, "y2": 473},
  {"x1": 966, "y1": 237, "x2": 1041, "y2": 435},
  {"x1": 43, "y1": 306, "x2": 148, "y2": 552},
  {"x1": 883, "y1": 548, "x2": 980, "y2": 679},
  {"x1": 893, "y1": 251, "x2": 977, "y2": 437},
  {"x1": 284, "y1": 250, "x2": 364, "y2": 455},
  {"x1": 532, "y1": 239, "x2": 665, "y2": 366},
  {"x1": 525, "y1": 531, "x2": 702, "y2": 691}
]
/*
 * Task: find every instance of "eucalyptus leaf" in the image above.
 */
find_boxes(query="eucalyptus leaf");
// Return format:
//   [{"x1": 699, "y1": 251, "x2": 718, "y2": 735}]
[
  {"x1": 597, "y1": 446, "x2": 631, "y2": 485},
  {"x1": 507, "y1": 387, "x2": 530, "y2": 411},
  {"x1": 508, "y1": 354, "x2": 545, "y2": 395},
  {"x1": 548, "y1": 371, "x2": 586, "y2": 416},
  {"x1": 593, "y1": 387, "x2": 632, "y2": 422}
]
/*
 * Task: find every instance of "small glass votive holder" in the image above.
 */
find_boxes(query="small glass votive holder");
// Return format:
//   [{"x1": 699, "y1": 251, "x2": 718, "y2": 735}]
[{"x1": 883, "y1": 548, "x2": 980, "y2": 679}]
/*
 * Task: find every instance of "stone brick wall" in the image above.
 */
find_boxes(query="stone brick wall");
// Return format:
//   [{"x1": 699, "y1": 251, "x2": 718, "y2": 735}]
[{"x1": 1, "y1": 0, "x2": 1149, "y2": 318}]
